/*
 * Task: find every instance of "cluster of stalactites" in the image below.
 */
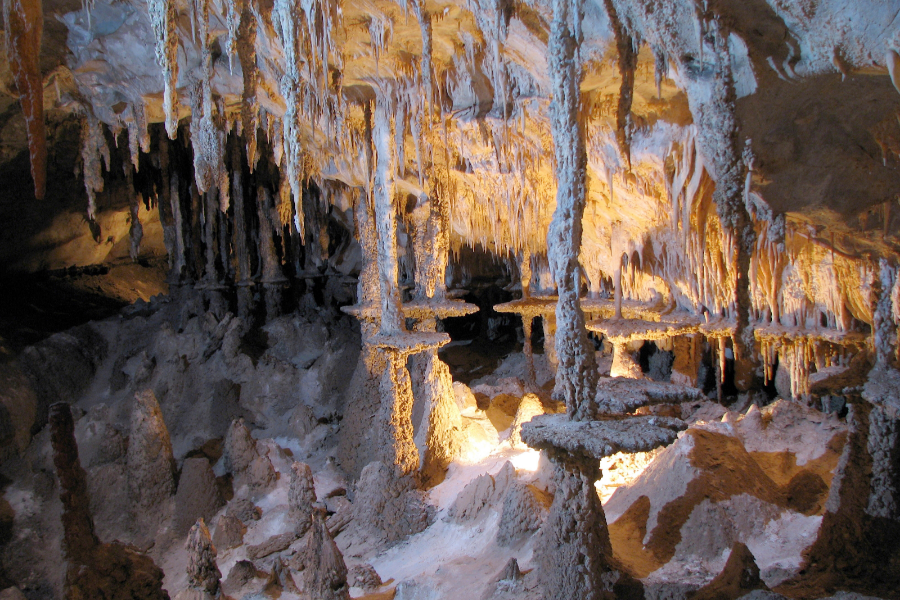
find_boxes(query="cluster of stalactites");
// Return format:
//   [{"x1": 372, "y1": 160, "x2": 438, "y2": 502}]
[
  {"x1": 2, "y1": 0, "x2": 46, "y2": 199},
  {"x1": 273, "y1": 0, "x2": 345, "y2": 238}
]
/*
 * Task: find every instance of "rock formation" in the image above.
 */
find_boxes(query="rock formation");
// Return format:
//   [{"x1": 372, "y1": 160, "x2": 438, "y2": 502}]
[
  {"x1": 174, "y1": 518, "x2": 221, "y2": 600},
  {"x1": 49, "y1": 402, "x2": 169, "y2": 600},
  {"x1": 127, "y1": 390, "x2": 176, "y2": 538},
  {"x1": 4, "y1": 0, "x2": 900, "y2": 598}
]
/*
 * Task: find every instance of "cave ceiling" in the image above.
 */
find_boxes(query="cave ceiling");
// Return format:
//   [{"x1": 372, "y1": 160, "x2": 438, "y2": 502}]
[{"x1": 2, "y1": 0, "x2": 900, "y2": 315}]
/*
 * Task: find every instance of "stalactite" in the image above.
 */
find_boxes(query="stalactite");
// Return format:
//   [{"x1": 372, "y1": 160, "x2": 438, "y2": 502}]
[
  {"x1": 602, "y1": 0, "x2": 637, "y2": 167},
  {"x1": 81, "y1": 111, "x2": 106, "y2": 221},
  {"x1": 238, "y1": 0, "x2": 260, "y2": 171},
  {"x1": 190, "y1": 0, "x2": 225, "y2": 203},
  {"x1": 126, "y1": 102, "x2": 150, "y2": 172},
  {"x1": 223, "y1": 0, "x2": 244, "y2": 73},
  {"x1": 546, "y1": 0, "x2": 598, "y2": 420},
  {"x1": 147, "y1": 0, "x2": 180, "y2": 138},
  {"x1": 2, "y1": 0, "x2": 46, "y2": 199},
  {"x1": 273, "y1": 0, "x2": 342, "y2": 237}
]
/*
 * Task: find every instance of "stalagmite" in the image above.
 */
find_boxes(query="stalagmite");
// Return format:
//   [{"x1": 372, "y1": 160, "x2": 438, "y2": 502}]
[
  {"x1": 546, "y1": 0, "x2": 598, "y2": 419},
  {"x1": 522, "y1": 414, "x2": 684, "y2": 600},
  {"x1": 300, "y1": 513, "x2": 350, "y2": 600},
  {"x1": 175, "y1": 518, "x2": 221, "y2": 600},
  {"x1": 289, "y1": 461, "x2": 316, "y2": 536},
  {"x1": 874, "y1": 259, "x2": 897, "y2": 368},
  {"x1": 50, "y1": 402, "x2": 169, "y2": 600},
  {"x1": 2, "y1": 0, "x2": 46, "y2": 198},
  {"x1": 127, "y1": 390, "x2": 176, "y2": 537},
  {"x1": 338, "y1": 186, "x2": 389, "y2": 478}
]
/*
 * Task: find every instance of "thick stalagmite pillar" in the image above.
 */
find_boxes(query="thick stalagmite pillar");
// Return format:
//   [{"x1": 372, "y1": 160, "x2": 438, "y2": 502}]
[
  {"x1": 371, "y1": 92, "x2": 419, "y2": 477},
  {"x1": 546, "y1": 0, "x2": 598, "y2": 419},
  {"x1": 874, "y1": 259, "x2": 897, "y2": 368},
  {"x1": 537, "y1": 449, "x2": 615, "y2": 599},
  {"x1": 409, "y1": 193, "x2": 467, "y2": 486}
]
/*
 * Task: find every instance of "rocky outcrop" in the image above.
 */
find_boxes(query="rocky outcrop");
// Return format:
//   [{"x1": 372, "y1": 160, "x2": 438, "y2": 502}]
[
  {"x1": 689, "y1": 542, "x2": 768, "y2": 600},
  {"x1": 348, "y1": 564, "x2": 382, "y2": 592},
  {"x1": 779, "y1": 394, "x2": 900, "y2": 598},
  {"x1": 173, "y1": 458, "x2": 223, "y2": 537},
  {"x1": 496, "y1": 481, "x2": 547, "y2": 547},
  {"x1": 126, "y1": 389, "x2": 176, "y2": 537},
  {"x1": 509, "y1": 393, "x2": 545, "y2": 450}
]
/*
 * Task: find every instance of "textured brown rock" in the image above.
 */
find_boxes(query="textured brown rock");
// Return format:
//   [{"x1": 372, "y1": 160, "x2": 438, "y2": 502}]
[
  {"x1": 509, "y1": 393, "x2": 545, "y2": 450},
  {"x1": 689, "y1": 542, "x2": 767, "y2": 600},
  {"x1": 174, "y1": 518, "x2": 220, "y2": 600},
  {"x1": 246, "y1": 531, "x2": 297, "y2": 560},
  {"x1": 352, "y1": 461, "x2": 434, "y2": 546},
  {"x1": 289, "y1": 461, "x2": 317, "y2": 536},
  {"x1": 534, "y1": 448, "x2": 643, "y2": 600},
  {"x1": 223, "y1": 418, "x2": 275, "y2": 493},
  {"x1": 211, "y1": 514, "x2": 244, "y2": 551},
  {"x1": 413, "y1": 351, "x2": 463, "y2": 487},
  {"x1": 299, "y1": 513, "x2": 350, "y2": 600},
  {"x1": 348, "y1": 563, "x2": 382, "y2": 592},
  {"x1": 173, "y1": 457, "x2": 223, "y2": 537},
  {"x1": 778, "y1": 400, "x2": 900, "y2": 598},
  {"x1": 496, "y1": 481, "x2": 547, "y2": 547}
]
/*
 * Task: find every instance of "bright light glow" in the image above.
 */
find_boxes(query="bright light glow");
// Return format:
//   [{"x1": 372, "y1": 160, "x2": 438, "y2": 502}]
[{"x1": 510, "y1": 449, "x2": 541, "y2": 472}]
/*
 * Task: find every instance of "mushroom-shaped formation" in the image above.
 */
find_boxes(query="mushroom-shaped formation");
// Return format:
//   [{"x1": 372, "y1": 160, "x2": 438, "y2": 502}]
[
  {"x1": 593, "y1": 377, "x2": 705, "y2": 415},
  {"x1": 369, "y1": 331, "x2": 450, "y2": 477},
  {"x1": 494, "y1": 296, "x2": 559, "y2": 389},
  {"x1": 520, "y1": 413, "x2": 685, "y2": 600},
  {"x1": 587, "y1": 315, "x2": 702, "y2": 379}
]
